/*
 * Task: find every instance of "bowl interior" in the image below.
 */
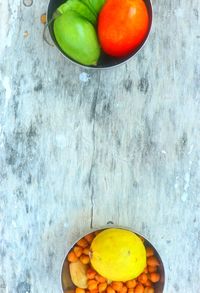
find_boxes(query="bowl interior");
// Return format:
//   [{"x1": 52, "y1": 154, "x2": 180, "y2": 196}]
[
  {"x1": 47, "y1": 0, "x2": 153, "y2": 68},
  {"x1": 61, "y1": 228, "x2": 165, "y2": 293}
]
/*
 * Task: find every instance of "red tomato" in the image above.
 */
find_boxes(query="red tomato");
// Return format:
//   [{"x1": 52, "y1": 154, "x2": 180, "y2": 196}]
[{"x1": 98, "y1": 0, "x2": 149, "y2": 57}]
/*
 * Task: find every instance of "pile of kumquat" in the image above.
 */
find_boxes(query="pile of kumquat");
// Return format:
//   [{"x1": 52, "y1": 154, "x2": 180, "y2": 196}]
[{"x1": 65, "y1": 231, "x2": 161, "y2": 293}]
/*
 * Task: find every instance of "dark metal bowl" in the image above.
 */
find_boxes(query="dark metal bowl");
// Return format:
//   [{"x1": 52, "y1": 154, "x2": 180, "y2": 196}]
[
  {"x1": 46, "y1": 0, "x2": 153, "y2": 69},
  {"x1": 61, "y1": 226, "x2": 165, "y2": 292}
]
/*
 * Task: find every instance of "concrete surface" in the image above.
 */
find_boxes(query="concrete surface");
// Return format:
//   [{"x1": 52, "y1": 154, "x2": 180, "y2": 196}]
[{"x1": 0, "y1": 0, "x2": 200, "y2": 292}]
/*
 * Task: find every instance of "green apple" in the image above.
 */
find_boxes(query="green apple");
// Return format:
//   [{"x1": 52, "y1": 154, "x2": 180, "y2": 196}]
[{"x1": 54, "y1": 11, "x2": 100, "y2": 65}]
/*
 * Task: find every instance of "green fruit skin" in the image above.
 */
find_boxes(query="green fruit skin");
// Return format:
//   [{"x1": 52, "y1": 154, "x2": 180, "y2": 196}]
[
  {"x1": 80, "y1": 0, "x2": 97, "y2": 16},
  {"x1": 54, "y1": 11, "x2": 100, "y2": 66},
  {"x1": 57, "y1": 0, "x2": 96, "y2": 25},
  {"x1": 89, "y1": 0, "x2": 105, "y2": 14}
]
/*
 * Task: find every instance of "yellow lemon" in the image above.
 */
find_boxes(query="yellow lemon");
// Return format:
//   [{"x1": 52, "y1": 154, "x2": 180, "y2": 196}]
[{"x1": 90, "y1": 228, "x2": 146, "y2": 281}]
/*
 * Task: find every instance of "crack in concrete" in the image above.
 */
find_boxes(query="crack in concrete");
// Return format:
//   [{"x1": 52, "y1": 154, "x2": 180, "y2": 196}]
[{"x1": 89, "y1": 72, "x2": 101, "y2": 229}]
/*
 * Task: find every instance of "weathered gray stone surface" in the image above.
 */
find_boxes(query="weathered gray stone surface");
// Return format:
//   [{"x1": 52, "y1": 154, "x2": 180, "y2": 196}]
[{"x1": 0, "y1": 0, "x2": 200, "y2": 292}]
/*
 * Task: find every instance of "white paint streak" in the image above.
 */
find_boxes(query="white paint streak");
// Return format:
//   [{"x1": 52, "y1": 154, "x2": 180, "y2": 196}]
[
  {"x1": 0, "y1": 1, "x2": 19, "y2": 56},
  {"x1": 174, "y1": 8, "x2": 184, "y2": 18},
  {"x1": 181, "y1": 161, "x2": 192, "y2": 202},
  {"x1": 181, "y1": 173, "x2": 190, "y2": 202},
  {"x1": 188, "y1": 145, "x2": 194, "y2": 155},
  {"x1": 181, "y1": 192, "x2": 188, "y2": 202},
  {"x1": 2, "y1": 76, "x2": 12, "y2": 106},
  {"x1": 0, "y1": 1, "x2": 9, "y2": 56},
  {"x1": 79, "y1": 72, "x2": 90, "y2": 83},
  {"x1": 12, "y1": 220, "x2": 17, "y2": 228},
  {"x1": 175, "y1": 181, "x2": 179, "y2": 192},
  {"x1": 0, "y1": 125, "x2": 4, "y2": 149},
  {"x1": 64, "y1": 222, "x2": 69, "y2": 228},
  {"x1": 55, "y1": 134, "x2": 67, "y2": 149}
]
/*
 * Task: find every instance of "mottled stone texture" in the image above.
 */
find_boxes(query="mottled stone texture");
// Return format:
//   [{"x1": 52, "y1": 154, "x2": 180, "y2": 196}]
[{"x1": 0, "y1": 0, "x2": 200, "y2": 292}]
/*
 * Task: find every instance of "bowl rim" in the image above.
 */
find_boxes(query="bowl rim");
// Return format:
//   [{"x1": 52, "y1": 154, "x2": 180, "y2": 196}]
[
  {"x1": 60, "y1": 225, "x2": 165, "y2": 292},
  {"x1": 46, "y1": 0, "x2": 154, "y2": 70}
]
